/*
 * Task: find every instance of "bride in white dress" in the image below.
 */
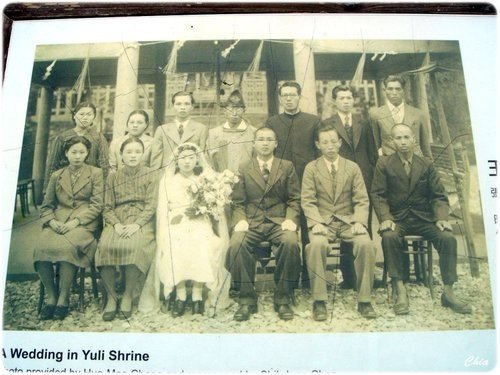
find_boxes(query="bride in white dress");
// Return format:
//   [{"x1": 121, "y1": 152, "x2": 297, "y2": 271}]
[{"x1": 139, "y1": 142, "x2": 231, "y2": 317}]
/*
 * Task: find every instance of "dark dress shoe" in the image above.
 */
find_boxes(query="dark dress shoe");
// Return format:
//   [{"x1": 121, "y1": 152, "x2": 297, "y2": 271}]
[
  {"x1": 40, "y1": 305, "x2": 56, "y2": 320},
  {"x1": 233, "y1": 304, "x2": 257, "y2": 321},
  {"x1": 102, "y1": 309, "x2": 117, "y2": 322},
  {"x1": 53, "y1": 306, "x2": 69, "y2": 321},
  {"x1": 274, "y1": 303, "x2": 294, "y2": 320},
  {"x1": 393, "y1": 295, "x2": 410, "y2": 315},
  {"x1": 192, "y1": 300, "x2": 204, "y2": 315},
  {"x1": 312, "y1": 301, "x2": 327, "y2": 321},
  {"x1": 358, "y1": 302, "x2": 378, "y2": 319},
  {"x1": 441, "y1": 293, "x2": 472, "y2": 314},
  {"x1": 171, "y1": 299, "x2": 187, "y2": 318}
]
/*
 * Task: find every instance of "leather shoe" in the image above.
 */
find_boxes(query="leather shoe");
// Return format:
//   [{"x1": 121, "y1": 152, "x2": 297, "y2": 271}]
[
  {"x1": 358, "y1": 302, "x2": 378, "y2": 319},
  {"x1": 312, "y1": 301, "x2": 327, "y2": 321},
  {"x1": 171, "y1": 299, "x2": 187, "y2": 318},
  {"x1": 234, "y1": 304, "x2": 257, "y2": 321},
  {"x1": 40, "y1": 305, "x2": 55, "y2": 320},
  {"x1": 192, "y1": 300, "x2": 204, "y2": 315},
  {"x1": 53, "y1": 305, "x2": 69, "y2": 320},
  {"x1": 441, "y1": 293, "x2": 472, "y2": 314},
  {"x1": 274, "y1": 303, "x2": 294, "y2": 320},
  {"x1": 393, "y1": 295, "x2": 410, "y2": 315},
  {"x1": 102, "y1": 309, "x2": 117, "y2": 322}
]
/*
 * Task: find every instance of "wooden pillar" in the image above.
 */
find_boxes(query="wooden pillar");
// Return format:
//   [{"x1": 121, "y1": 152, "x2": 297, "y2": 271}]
[
  {"x1": 153, "y1": 43, "x2": 168, "y2": 130},
  {"x1": 293, "y1": 40, "x2": 317, "y2": 115},
  {"x1": 375, "y1": 79, "x2": 385, "y2": 107},
  {"x1": 113, "y1": 42, "x2": 139, "y2": 139},
  {"x1": 430, "y1": 72, "x2": 479, "y2": 277},
  {"x1": 32, "y1": 85, "x2": 53, "y2": 203},
  {"x1": 412, "y1": 74, "x2": 433, "y2": 142},
  {"x1": 265, "y1": 42, "x2": 279, "y2": 117}
]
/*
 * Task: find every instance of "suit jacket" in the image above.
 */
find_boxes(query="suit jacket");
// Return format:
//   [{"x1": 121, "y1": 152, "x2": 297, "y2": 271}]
[
  {"x1": 369, "y1": 104, "x2": 432, "y2": 158},
  {"x1": 322, "y1": 113, "x2": 378, "y2": 188},
  {"x1": 231, "y1": 157, "x2": 301, "y2": 229},
  {"x1": 370, "y1": 153, "x2": 450, "y2": 223},
  {"x1": 301, "y1": 156, "x2": 370, "y2": 229},
  {"x1": 149, "y1": 119, "x2": 208, "y2": 170},
  {"x1": 40, "y1": 165, "x2": 104, "y2": 231}
]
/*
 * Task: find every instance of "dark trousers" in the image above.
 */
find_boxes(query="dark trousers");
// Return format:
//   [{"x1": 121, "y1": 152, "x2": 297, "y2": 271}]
[
  {"x1": 381, "y1": 214, "x2": 458, "y2": 285},
  {"x1": 225, "y1": 222, "x2": 301, "y2": 306}
]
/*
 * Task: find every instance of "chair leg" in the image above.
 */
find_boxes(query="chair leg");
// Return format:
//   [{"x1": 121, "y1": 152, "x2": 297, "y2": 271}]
[
  {"x1": 427, "y1": 241, "x2": 434, "y2": 300},
  {"x1": 78, "y1": 267, "x2": 85, "y2": 312},
  {"x1": 37, "y1": 282, "x2": 45, "y2": 314},
  {"x1": 31, "y1": 180, "x2": 37, "y2": 209},
  {"x1": 90, "y1": 263, "x2": 99, "y2": 299}
]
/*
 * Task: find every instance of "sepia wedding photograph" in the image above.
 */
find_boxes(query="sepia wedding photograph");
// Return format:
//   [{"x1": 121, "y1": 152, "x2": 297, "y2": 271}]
[{"x1": 1, "y1": 6, "x2": 497, "y2": 373}]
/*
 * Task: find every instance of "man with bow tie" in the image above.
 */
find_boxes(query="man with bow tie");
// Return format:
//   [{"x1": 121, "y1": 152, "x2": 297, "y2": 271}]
[
  {"x1": 301, "y1": 125, "x2": 378, "y2": 321},
  {"x1": 150, "y1": 91, "x2": 208, "y2": 171},
  {"x1": 226, "y1": 127, "x2": 301, "y2": 321}
]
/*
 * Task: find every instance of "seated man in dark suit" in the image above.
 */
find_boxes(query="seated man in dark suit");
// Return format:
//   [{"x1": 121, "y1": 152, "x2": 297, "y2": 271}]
[
  {"x1": 226, "y1": 127, "x2": 302, "y2": 321},
  {"x1": 371, "y1": 123, "x2": 471, "y2": 315},
  {"x1": 302, "y1": 125, "x2": 377, "y2": 321}
]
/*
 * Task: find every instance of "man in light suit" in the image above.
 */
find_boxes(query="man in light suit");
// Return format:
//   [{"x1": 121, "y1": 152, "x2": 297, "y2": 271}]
[
  {"x1": 322, "y1": 84, "x2": 378, "y2": 289},
  {"x1": 150, "y1": 91, "x2": 208, "y2": 171},
  {"x1": 371, "y1": 123, "x2": 471, "y2": 315},
  {"x1": 302, "y1": 125, "x2": 377, "y2": 321},
  {"x1": 369, "y1": 75, "x2": 432, "y2": 159},
  {"x1": 226, "y1": 127, "x2": 301, "y2": 321}
]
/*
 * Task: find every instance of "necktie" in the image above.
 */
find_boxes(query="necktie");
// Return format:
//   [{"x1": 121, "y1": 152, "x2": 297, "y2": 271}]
[
  {"x1": 330, "y1": 163, "x2": 337, "y2": 198},
  {"x1": 344, "y1": 115, "x2": 353, "y2": 144},
  {"x1": 178, "y1": 123, "x2": 184, "y2": 139},
  {"x1": 262, "y1": 162, "x2": 270, "y2": 182},
  {"x1": 403, "y1": 160, "x2": 411, "y2": 176}
]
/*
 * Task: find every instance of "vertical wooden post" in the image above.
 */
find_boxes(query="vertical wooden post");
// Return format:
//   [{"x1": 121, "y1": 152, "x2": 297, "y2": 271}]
[
  {"x1": 113, "y1": 42, "x2": 139, "y2": 139},
  {"x1": 32, "y1": 85, "x2": 53, "y2": 203},
  {"x1": 214, "y1": 41, "x2": 221, "y2": 128},
  {"x1": 293, "y1": 40, "x2": 317, "y2": 115},
  {"x1": 153, "y1": 42, "x2": 168, "y2": 131},
  {"x1": 265, "y1": 42, "x2": 279, "y2": 117},
  {"x1": 430, "y1": 72, "x2": 479, "y2": 277}
]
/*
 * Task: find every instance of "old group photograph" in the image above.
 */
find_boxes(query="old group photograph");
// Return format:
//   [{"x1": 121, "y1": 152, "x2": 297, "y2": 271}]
[{"x1": 2, "y1": 36, "x2": 495, "y2": 335}]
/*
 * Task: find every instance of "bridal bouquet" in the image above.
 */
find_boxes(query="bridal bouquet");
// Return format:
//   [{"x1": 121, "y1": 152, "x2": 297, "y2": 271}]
[{"x1": 187, "y1": 169, "x2": 239, "y2": 221}]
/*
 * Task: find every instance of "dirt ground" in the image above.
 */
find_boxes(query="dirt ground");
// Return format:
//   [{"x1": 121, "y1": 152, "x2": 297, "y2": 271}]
[{"x1": 3, "y1": 260, "x2": 495, "y2": 334}]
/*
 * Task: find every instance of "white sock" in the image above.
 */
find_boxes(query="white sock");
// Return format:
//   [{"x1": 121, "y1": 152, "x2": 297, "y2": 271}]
[
  {"x1": 176, "y1": 283, "x2": 187, "y2": 301},
  {"x1": 192, "y1": 283, "x2": 203, "y2": 301}
]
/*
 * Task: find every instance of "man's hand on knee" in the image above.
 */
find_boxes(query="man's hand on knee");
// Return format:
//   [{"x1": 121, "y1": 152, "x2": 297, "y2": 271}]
[
  {"x1": 311, "y1": 223, "x2": 328, "y2": 236},
  {"x1": 379, "y1": 220, "x2": 396, "y2": 233},
  {"x1": 351, "y1": 222, "x2": 367, "y2": 235}
]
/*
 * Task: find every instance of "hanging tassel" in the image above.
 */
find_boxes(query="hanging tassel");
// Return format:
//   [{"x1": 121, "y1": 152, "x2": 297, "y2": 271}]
[
  {"x1": 71, "y1": 56, "x2": 89, "y2": 104},
  {"x1": 351, "y1": 52, "x2": 366, "y2": 86},
  {"x1": 42, "y1": 60, "x2": 57, "y2": 80},
  {"x1": 221, "y1": 39, "x2": 240, "y2": 58},
  {"x1": 163, "y1": 41, "x2": 185, "y2": 74},
  {"x1": 247, "y1": 40, "x2": 264, "y2": 73}
]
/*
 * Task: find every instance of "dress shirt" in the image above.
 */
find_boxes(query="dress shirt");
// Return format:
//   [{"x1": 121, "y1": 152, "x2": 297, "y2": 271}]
[
  {"x1": 223, "y1": 120, "x2": 248, "y2": 130},
  {"x1": 323, "y1": 156, "x2": 340, "y2": 174},
  {"x1": 257, "y1": 156, "x2": 274, "y2": 173},
  {"x1": 387, "y1": 101, "x2": 405, "y2": 124}
]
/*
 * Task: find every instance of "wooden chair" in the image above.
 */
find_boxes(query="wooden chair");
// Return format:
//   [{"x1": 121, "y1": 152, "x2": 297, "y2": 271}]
[
  {"x1": 382, "y1": 235, "x2": 434, "y2": 299},
  {"x1": 16, "y1": 179, "x2": 36, "y2": 217},
  {"x1": 37, "y1": 262, "x2": 99, "y2": 314}
]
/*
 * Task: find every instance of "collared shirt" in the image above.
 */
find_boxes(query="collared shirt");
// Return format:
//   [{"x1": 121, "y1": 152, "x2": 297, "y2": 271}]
[
  {"x1": 397, "y1": 152, "x2": 414, "y2": 166},
  {"x1": 174, "y1": 118, "x2": 189, "y2": 130},
  {"x1": 338, "y1": 112, "x2": 352, "y2": 127},
  {"x1": 257, "y1": 156, "x2": 274, "y2": 173},
  {"x1": 223, "y1": 119, "x2": 248, "y2": 130},
  {"x1": 387, "y1": 101, "x2": 405, "y2": 124},
  {"x1": 323, "y1": 156, "x2": 339, "y2": 174}
]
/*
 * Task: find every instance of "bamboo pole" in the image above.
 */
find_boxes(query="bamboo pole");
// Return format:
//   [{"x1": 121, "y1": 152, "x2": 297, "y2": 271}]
[{"x1": 430, "y1": 72, "x2": 479, "y2": 277}]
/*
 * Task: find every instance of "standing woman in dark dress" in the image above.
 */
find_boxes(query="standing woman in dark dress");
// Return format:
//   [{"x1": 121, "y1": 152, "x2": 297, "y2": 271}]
[
  {"x1": 95, "y1": 137, "x2": 157, "y2": 321},
  {"x1": 34, "y1": 136, "x2": 104, "y2": 320},
  {"x1": 44, "y1": 102, "x2": 109, "y2": 191}
]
